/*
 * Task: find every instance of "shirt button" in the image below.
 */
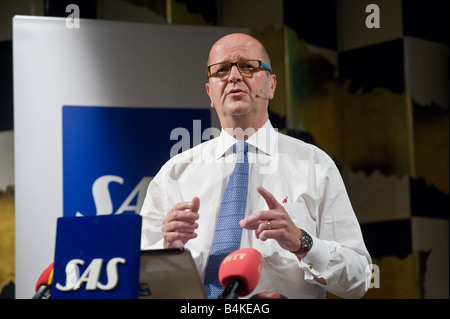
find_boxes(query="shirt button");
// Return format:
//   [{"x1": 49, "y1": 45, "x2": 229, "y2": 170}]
[{"x1": 307, "y1": 263, "x2": 313, "y2": 270}]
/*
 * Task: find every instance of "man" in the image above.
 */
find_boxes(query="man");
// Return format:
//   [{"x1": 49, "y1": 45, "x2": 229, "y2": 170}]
[{"x1": 140, "y1": 33, "x2": 371, "y2": 299}]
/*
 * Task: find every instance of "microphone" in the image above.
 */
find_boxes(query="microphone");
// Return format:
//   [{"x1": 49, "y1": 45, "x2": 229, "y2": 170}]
[
  {"x1": 250, "y1": 292, "x2": 288, "y2": 299},
  {"x1": 218, "y1": 248, "x2": 262, "y2": 299},
  {"x1": 255, "y1": 89, "x2": 269, "y2": 100},
  {"x1": 32, "y1": 263, "x2": 54, "y2": 299}
]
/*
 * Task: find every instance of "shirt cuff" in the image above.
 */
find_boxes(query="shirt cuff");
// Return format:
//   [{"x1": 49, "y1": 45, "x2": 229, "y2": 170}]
[
  {"x1": 141, "y1": 237, "x2": 165, "y2": 250},
  {"x1": 298, "y1": 234, "x2": 330, "y2": 278}
]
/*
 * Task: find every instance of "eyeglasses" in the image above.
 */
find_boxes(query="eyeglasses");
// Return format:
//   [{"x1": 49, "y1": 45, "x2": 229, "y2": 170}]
[{"x1": 207, "y1": 59, "x2": 272, "y2": 78}]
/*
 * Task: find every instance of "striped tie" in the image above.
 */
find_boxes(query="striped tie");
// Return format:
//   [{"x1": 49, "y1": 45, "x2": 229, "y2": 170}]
[{"x1": 203, "y1": 141, "x2": 249, "y2": 299}]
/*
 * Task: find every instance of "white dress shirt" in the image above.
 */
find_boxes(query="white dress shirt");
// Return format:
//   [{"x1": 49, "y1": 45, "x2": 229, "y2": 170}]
[{"x1": 140, "y1": 120, "x2": 371, "y2": 299}]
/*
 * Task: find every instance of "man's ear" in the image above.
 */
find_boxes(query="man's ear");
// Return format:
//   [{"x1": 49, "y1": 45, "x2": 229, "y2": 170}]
[
  {"x1": 205, "y1": 82, "x2": 215, "y2": 108},
  {"x1": 269, "y1": 74, "x2": 277, "y2": 99}
]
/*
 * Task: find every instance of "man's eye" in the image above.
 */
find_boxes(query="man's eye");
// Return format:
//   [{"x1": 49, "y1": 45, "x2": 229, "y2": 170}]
[
  {"x1": 217, "y1": 65, "x2": 230, "y2": 74},
  {"x1": 240, "y1": 63, "x2": 255, "y2": 70}
]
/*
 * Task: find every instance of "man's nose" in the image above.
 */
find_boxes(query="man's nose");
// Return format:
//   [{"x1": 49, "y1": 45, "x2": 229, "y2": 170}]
[{"x1": 228, "y1": 65, "x2": 243, "y2": 82}]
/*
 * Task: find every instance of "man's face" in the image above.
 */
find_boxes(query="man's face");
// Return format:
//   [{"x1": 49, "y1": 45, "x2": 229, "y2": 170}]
[{"x1": 205, "y1": 35, "x2": 276, "y2": 129}]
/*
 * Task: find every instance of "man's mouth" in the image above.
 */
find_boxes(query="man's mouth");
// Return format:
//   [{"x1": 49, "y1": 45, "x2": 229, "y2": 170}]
[{"x1": 227, "y1": 88, "x2": 246, "y2": 96}]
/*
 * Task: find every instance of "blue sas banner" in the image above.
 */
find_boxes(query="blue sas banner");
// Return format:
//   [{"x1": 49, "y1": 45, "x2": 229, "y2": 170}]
[
  {"x1": 62, "y1": 105, "x2": 211, "y2": 218},
  {"x1": 52, "y1": 214, "x2": 142, "y2": 299},
  {"x1": 52, "y1": 106, "x2": 211, "y2": 298}
]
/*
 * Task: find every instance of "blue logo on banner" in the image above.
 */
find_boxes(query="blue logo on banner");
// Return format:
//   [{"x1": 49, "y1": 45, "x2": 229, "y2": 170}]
[
  {"x1": 52, "y1": 214, "x2": 142, "y2": 299},
  {"x1": 62, "y1": 106, "x2": 211, "y2": 217}
]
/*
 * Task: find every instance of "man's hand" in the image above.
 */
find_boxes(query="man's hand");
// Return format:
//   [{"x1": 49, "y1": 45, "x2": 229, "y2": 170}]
[
  {"x1": 162, "y1": 197, "x2": 200, "y2": 248},
  {"x1": 239, "y1": 185, "x2": 302, "y2": 252}
]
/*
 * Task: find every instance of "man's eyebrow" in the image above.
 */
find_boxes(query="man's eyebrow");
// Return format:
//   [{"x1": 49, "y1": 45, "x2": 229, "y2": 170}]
[{"x1": 214, "y1": 57, "x2": 257, "y2": 63}]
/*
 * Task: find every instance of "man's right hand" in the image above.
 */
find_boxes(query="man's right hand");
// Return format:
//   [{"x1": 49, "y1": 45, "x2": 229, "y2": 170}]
[{"x1": 162, "y1": 197, "x2": 200, "y2": 248}]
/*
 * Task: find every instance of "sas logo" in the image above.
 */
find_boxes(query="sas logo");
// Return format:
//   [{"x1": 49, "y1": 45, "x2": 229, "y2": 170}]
[
  {"x1": 55, "y1": 257, "x2": 125, "y2": 292},
  {"x1": 52, "y1": 214, "x2": 142, "y2": 299},
  {"x1": 77, "y1": 175, "x2": 152, "y2": 217},
  {"x1": 62, "y1": 106, "x2": 210, "y2": 217}
]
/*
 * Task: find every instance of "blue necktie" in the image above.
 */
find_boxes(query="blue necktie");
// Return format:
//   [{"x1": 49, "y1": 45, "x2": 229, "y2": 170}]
[{"x1": 203, "y1": 141, "x2": 249, "y2": 299}]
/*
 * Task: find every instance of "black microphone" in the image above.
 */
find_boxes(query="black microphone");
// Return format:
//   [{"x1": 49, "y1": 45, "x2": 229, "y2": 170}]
[
  {"x1": 250, "y1": 292, "x2": 288, "y2": 299},
  {"x1": 255, "y1": 89, "x2": 269, "y2": 100}
]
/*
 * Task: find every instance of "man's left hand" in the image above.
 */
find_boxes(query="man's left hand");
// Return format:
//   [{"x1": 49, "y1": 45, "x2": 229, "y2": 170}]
[{"x1": 239, "y1": 185, "x2": 302, "y2": 253}]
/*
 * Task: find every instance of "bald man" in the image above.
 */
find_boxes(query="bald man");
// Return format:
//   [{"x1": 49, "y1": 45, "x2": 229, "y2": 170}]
[{"x1": 140, "y1": 33, "x2": 371, "y2": 299}]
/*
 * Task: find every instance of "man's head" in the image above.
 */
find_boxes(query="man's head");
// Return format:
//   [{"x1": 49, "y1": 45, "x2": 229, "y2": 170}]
[{"x1": 205, "y1": 33, "x2": 277, "y2": 135}]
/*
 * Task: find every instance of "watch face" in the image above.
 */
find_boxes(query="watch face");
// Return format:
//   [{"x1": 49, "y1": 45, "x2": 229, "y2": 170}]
[
  {"x1": 302, "y1": 232, "x2": 313, "y2": 250},
  {"x1": 291, "y1": 230, "x2": 313, "y2": 255}
]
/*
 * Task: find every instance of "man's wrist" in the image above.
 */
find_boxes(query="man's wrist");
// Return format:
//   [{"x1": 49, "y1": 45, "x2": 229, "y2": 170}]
[{"x1": 290, "y1": 229, "x2": 313, "y2": 259}]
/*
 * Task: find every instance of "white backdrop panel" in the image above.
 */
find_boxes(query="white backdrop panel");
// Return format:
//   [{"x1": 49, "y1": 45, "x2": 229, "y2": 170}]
[{"x1": 13, "y1": 15, "x2": 246, "y2": 298}]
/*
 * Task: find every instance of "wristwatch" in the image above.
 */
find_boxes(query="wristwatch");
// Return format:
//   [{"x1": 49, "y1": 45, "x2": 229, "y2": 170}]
[{"x1": 290, "y1": 229, "x2": 313, "y2": 256}]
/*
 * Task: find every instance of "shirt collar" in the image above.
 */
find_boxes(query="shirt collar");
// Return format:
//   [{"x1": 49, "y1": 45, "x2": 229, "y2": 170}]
[{"x1": 215, "y1": 120, "x2": 278, "y2": 159}]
